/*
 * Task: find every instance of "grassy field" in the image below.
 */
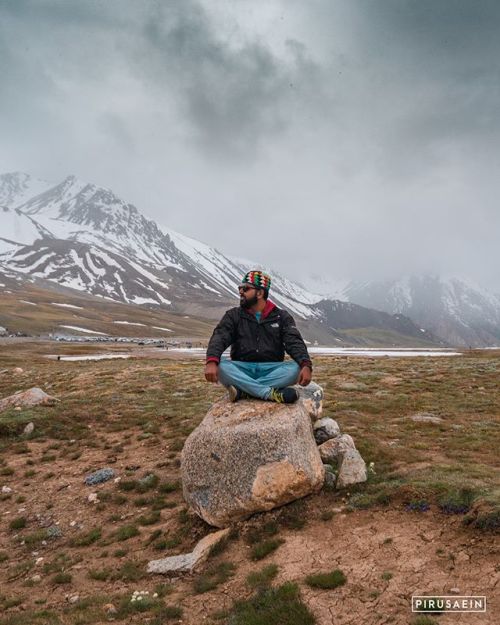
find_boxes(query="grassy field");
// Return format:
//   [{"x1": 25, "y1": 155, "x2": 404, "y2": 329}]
[{"x1": 0, "y1": 342, "x2": 498, "y2": 624}]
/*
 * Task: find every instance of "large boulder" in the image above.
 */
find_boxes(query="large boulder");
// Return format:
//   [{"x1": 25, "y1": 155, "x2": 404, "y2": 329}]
[{"x1": 181, "y1": 399, "x2": 325, "y2": 527}]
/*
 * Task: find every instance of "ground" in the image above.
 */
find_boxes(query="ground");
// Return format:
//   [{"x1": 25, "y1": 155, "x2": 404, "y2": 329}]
[{"x1": 0, "y1": 342, "x2": 499, "y2": 625}]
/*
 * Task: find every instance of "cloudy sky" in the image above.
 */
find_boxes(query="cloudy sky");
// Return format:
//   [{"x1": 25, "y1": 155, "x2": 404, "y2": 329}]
[{"x1": 1, "y1": 0, "x2": 499, "y2": 290}]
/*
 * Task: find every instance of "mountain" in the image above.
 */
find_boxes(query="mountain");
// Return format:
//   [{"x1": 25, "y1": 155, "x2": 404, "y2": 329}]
[
  {"x1": 312, "y1": 274, "x2": 500, "y2": 347},
  {"x1": 0, "y1": 171, "x2": 441, "y2": 346},
  {"x1": 0, "y1": 172, "x2": 325, "y2": 320}
]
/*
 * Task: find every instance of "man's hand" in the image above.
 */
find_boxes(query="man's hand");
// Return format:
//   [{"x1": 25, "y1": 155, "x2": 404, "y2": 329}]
[
  {"x1": 205, "y1": 361, "x2": 219, "y2": 383},
  {"x1": 298, "y1": 366, "x2": 312, "y2": 386}
]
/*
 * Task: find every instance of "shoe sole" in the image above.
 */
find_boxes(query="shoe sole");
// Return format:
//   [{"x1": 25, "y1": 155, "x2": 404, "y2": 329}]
[{"x1": 228, "y1": 386, "x2": 238, "y2": 402}]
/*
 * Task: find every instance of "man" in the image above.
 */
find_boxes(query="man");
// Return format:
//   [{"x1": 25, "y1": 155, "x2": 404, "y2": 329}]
[{"x1": 204, "y1": 270, "x2": 313, "y2": 403}]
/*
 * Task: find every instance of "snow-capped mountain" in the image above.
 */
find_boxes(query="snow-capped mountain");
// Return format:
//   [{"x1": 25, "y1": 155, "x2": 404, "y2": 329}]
[
  {"x1": 316, "y1": 275, "x2": 500, "y2": 348},
  {"x1": 0, "y1": 172, "x2": 323, "y2": 318},
  {"x1": 3, "y1": 172, "x2": 496, "y2": 346}
]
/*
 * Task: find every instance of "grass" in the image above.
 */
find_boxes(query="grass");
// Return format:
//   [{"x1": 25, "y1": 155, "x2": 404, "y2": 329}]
[
  {"x1": 0, "y1": 346, "x2": 498, "y2": 622},
  {"x1": 70, "y1": 527, "x2": 101, "y2": 547},
  {"x1": 305, "y1": 568, "x2": 347, "y2": 589},
  {"x1": 250, "y1": 538, "x2": 285, "y2": 561},
  {"x1": 226, "y1": 582, "x2": 315, "y2": 625},
  {"x1": 9, "y1": 517, "x2": 27, "y2": 531},
  {"x1": 192, "y1": 561, "x2": 236, "y2": 593},
  {"x1": 246, "y1": 564, "x2": 279, "y2": 589},
  {"x1": 51, "y1": 572, "x2": 72, "y2": 584},
  {"x1": 114, "y1": 524, "x2": 140, "y2": 542}
]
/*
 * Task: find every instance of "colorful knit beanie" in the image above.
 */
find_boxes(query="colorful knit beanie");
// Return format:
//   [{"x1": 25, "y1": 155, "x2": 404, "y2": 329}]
[{"x1": 240, "y1": 270, "x2": 272, "y2": 291}]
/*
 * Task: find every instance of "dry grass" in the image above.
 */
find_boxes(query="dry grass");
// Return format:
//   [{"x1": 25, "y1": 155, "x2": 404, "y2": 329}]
[{"x1": 0, "y1": 345, "x2": 498, "y2": 623}]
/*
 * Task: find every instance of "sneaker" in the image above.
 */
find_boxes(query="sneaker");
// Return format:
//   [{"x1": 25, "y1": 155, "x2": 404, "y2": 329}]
[
  {"x1": 268, "y1": 387, "x2": 299, "y2": 404},
  {"x1": 227, "y1": 386, "x2": 252, "y2": 402}
]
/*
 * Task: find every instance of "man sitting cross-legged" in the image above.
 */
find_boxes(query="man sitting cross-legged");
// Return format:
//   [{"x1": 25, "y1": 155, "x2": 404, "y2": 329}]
[{"x1": 204, "y1": 270, "x2": 313, "y2": 403}]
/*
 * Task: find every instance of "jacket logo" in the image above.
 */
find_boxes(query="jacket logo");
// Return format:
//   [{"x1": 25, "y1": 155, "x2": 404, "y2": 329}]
[{"x1": 271, "y1": 323, "x2": 279, "y2": 328}]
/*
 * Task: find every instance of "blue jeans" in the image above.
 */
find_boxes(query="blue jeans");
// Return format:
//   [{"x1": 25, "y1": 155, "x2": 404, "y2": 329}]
[{"x1": 218, "y1": 359, "x2": 300, "y2": 400}]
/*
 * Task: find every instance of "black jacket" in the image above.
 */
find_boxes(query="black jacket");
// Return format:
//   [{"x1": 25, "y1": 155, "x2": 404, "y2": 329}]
[{"x1": 206, "y1": 301, "x2": 312, "y2": 368}]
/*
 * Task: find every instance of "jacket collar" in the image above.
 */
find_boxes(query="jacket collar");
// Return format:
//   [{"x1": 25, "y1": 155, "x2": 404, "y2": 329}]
[{"x1": 240, "y1": 299, "x2": 277, "y2": 321}]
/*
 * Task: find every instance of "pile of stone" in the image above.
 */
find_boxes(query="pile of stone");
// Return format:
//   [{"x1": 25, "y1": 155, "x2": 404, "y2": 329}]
[
  {"x1": 180, "y1": 381, "x2": 367, "y2": 529},
  {"x1": 303, "y1": 382, "x2": 367, "y2": 490}
]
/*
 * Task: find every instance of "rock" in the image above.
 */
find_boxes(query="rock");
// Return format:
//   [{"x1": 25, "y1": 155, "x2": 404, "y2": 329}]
[
  {"x1": 181, "y1": 399, "x2": 324, "y2": 527},
  {"x1": 336, "y1": 448, "x2": 367, "y2": 488},
  {"x1": 13, "y1": 367, "x2": 24, "y2": 374},
  {"x1": 410, "y1": 412, "x2": 443, "y2": 424},
  {"x1": 148, "y1": 528, "x2": 231, "y2": 574},
  {"x1": 87, "y1": 492, "x2": 99, "y2": 504},
  {"x1": 23, "y1": 422, "x2": 35, "y2": 435},
  {"x1": 449, "y1": 587, "x2": 460, "y2": 595},
  {"x1": 84, "y1": 468, "x2": 115, "y2": 486},
  {"x1": 380, "y1": 376, "x2": 402, "y2": 385},
  {"x1": 2, "y1": 485, "x2": 12, "y2": 494},
  {"x1": 68, "y1": 594, "x2": 79, "y2": 604},
  {"x1": 318, "y1": 434, "x2": 355, "y2": 464},
  {"x1": 323, "y1": 470, "x2": 337, "y2": 491},
  {"x1": 294, "y1": 382, "x2": 324, "y2": 419},
  {"x1": 0, "y1": 387, "x2": 58, "y2": 413},
  {"x1": 313, "y1": 417, "x2": 340, "y2": 444},
  {"x1": 103, "y1": 604, "x2": 117, "y2": 615},
  {"x1": 31, "y1": 575, "x2": 42, "y2": 583},
  {"x1": 337, "y1": 382, "x2": 368, "y2": 391}
]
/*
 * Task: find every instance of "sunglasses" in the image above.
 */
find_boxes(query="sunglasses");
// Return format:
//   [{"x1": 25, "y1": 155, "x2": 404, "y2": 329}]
[{"x1": 238, "y1": 285, "x2": 257, "y2": 293}]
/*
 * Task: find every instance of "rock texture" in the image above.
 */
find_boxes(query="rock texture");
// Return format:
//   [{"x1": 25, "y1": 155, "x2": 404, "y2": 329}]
[
  {"x1": 295, "y1": 381, "x2": 323, "y2": 419},
  {"x1": 318, "y1": 434, "x2": 355, "y2": 464},
  {"x1": 313, "y1": 417, "x2": 340, "y2": 444},
  {"x1": 336, "y1": 448, "x2": 367, "y2": 488},
  {"x1": 147, "y1": 528, "x2": 231, "y2": 574},
  {"x1": 181, "y1": 399, "x2": 324, "y2": 527},
  {"x1": 0, "y1": 387, "x2": 57, "y2": 412},
  {"x1": 410, "y1": 412, "x2": 443, "y2": 424}
]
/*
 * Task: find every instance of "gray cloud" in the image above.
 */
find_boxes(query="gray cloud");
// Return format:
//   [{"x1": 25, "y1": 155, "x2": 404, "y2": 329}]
[{"x1": 1, "y1": 0, "x2": 499, "y2": 292}]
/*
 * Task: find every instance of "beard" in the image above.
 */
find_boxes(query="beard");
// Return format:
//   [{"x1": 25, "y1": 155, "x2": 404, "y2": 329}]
[{"x1": 240, "y1": 294, "x2": 258, "y2": 309}]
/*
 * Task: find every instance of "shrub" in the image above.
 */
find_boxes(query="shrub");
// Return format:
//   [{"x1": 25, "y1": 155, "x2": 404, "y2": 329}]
[
  {"x1": 305, "y1": 568, "x2": 346, "y2": 589},
  {"x1": 250, "y1": 539, "x2": 284, "y2": 561}
]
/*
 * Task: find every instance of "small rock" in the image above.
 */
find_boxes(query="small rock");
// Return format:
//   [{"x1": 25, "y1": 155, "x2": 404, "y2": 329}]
[
  {"x1": 2, "y1": 485, "x2": 12, "y2": 494},
  {"x1": 455, "y1": 550, "x2": 469, "y2": 563},
  {"x1": 380, "y1": 376, "x2": 402, "y2": 385},
  {"x1": 68, "y1": 595, "x2": 79, "y2": 604},
  {"x1": 336, "y1": 448, "x2": 367, "y2": 488},
  {"x1": 13, "y1": 367, "x2": 24, "y2": 374},
  {"x1": 410, "y1": 413, "x2": 443, "y2": 424},
  {"x1": 295, "y1": 381, "x2": 324, "y2": 419},
  {"x1": 337, "y1": 381, "x2": 368, "y2": 391},
  {"x1": 313, "y1": 417, "x2": 340, "y2": 444},
  {"x1": 69, "y1": 520, "x2": 76, "y2": 527},
  {"x1": 323, "y1": 471, "x2": 337, "y2": 491},
  {"x1": 318, "y1": 434, "x2": 355, "y2": 464},
  {"x1": 87, "y1": 492, "x2": 99, "y2": 504},
  {"x1": 104, "y1": 603, "x2": 117, "y2": 614},
  {"x1": 148, "y1": 528, "x2": 231, "y2": 574},
  {"x1": 31, "y1": 574, "x2": 42, "y2": 583},
  {"x1": 23, "y1": 422, "x2": 35, "y2": 435},
  {"x1": 35, "y1": 557, "x2": 44, "y2": 565},
  {"x1": 449, "y1": 587, "x2": 460, "y2": 595},
  {"x1": 84, "y1": 468, "x2": 115, "y2": 486}
]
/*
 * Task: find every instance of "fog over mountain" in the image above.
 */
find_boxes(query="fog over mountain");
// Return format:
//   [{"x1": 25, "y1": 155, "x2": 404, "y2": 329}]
[{"x1": 1, "y1": 1, "x2": 499, "y2": 291}]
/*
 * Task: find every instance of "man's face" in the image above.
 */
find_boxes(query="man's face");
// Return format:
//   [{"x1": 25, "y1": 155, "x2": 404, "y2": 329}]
[{"x1": 238, "y1": 284, "x2": 260, "y2": 308}]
